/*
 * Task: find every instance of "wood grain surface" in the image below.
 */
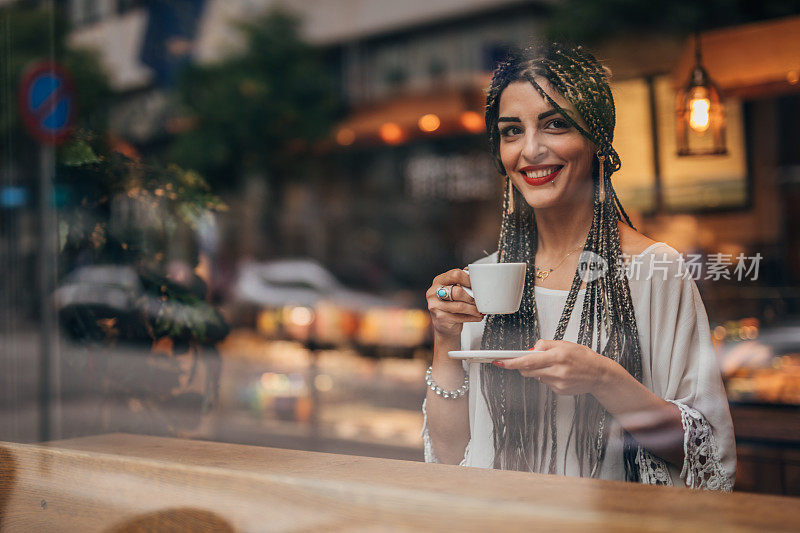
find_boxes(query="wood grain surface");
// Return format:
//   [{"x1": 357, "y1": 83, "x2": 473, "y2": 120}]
[{"x1": 0, "y1": 433, "x2": 798, "y2": 532}]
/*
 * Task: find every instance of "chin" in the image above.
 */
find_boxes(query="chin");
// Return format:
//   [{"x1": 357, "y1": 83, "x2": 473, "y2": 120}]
[{"x1": 517, "y1": 186, "x2": 562, "y2": 210}]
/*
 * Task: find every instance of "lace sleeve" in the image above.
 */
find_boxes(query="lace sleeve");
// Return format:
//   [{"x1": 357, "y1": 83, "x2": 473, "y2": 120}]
[
  {"x1": 636, "y1": 447, "x2": 674, "y2": 486},
  {"x1": 666, "y1": 399, "x2": 733, "y2": 491},
  {"x1": 421, "y1": 398, "x2": 439, "y2": 463},
  {"x1": 421, "y1": 398, "x2": 470, "y2": 465}
]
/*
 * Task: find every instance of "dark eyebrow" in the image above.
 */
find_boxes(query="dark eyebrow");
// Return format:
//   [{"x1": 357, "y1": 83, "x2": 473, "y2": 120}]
[
  {"x1": 497, "y1": 109, "x2": 567, "y2": 123},
  {"x1": 538, "y1": 109, "x2": 562, "y2": 120}
]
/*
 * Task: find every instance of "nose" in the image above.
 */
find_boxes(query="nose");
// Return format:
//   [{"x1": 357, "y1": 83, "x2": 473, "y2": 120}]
[{"x1": 521, "y1": 130, "x2": 547, "y2": 163}]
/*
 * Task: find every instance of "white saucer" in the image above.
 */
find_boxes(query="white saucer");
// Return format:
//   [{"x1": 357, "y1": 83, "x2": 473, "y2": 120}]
[{"x1": 449, "y1": 350, "x2": 542, "y2": 363}]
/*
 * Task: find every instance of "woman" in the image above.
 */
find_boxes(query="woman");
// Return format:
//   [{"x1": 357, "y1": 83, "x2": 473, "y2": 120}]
[{"x1": 422, "y1": 43, "x2": 735, "y2": 490}]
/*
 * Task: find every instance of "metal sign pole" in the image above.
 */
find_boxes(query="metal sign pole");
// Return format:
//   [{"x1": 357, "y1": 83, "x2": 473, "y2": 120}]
[
  {"x1": 38, "y1": 143, "x2": 58, "y2": 443},
  {"x1": 19, "y1": 54, "x2": 77, "y2": 443}
]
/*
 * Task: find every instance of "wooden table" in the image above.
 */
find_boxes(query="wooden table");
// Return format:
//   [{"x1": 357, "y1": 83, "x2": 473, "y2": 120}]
[{"x1": 0, "y1": 434, "x2": 798, "y2": 532}]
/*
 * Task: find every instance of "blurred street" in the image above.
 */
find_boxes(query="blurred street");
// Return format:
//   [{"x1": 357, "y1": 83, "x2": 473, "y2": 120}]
[{"x1": 1, "y1": 325, "x2": 426, "y2": 461}]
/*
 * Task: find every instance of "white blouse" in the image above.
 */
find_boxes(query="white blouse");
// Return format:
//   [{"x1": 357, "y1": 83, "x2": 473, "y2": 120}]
[{"x1": 422, "y1": 242, "x2": 736, "y2": 490}]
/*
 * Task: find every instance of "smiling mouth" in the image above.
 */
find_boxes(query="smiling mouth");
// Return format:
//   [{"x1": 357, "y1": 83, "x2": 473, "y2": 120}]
[{"x1": 521, "y1": 166, "x2": 563, "y2": 185}]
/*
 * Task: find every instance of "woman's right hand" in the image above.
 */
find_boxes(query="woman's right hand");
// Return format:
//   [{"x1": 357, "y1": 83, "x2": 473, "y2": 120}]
[{"x1": 426, "y1": 268, "x2": 485, "y2": 341}]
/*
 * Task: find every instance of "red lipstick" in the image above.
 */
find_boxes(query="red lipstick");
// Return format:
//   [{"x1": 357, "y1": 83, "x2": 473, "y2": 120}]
[{"x1": 519, "y1": 165, "x2": 563, "y2": 186}]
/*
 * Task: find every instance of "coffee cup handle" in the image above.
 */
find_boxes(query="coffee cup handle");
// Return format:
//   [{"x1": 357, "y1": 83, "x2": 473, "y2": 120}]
[{"x1": 460, "y1": 268, "x2": 474, "y2": 298}]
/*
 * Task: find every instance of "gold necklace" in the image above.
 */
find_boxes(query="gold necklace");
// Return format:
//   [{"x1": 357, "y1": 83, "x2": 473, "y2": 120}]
[{"x1": 535, "y1": 244, "x2": 583, "y2": 281}]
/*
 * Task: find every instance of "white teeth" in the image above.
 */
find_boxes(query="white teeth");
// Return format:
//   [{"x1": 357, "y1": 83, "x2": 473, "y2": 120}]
[{"x1": 524, "y1": 167, "x2": 560, "y2": 179}]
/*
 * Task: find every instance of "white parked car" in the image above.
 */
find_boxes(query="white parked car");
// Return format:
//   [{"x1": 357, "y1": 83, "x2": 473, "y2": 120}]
[
  {"x1": 231, "y1": 259, "x2": 430, "y2": 350},
  {"x1": 233, "y1": 259, "x2": 388, "y2": 311}
]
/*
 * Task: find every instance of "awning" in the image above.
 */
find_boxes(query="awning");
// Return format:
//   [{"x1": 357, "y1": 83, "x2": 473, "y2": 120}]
[
  {"x1": 672, "y1": 16, "x2": 800, "y2": 98},
  {"x1": 334, "y1": 84, "x2": 486, "y2": 146}
]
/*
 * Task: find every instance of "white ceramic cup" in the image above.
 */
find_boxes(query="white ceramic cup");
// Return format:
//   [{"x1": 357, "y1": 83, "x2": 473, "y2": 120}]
[{"x1": 462, "y1": 262, "x2": 526, "y2": 315}]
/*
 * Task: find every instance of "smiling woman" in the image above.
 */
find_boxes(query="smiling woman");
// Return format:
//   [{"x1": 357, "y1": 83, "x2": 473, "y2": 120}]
[{"x1": 423, "y1": 43, "x2": 736, "y2": 490}]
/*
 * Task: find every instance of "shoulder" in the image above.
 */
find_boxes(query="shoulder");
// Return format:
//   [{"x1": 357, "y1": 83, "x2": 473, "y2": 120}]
[
  {"x1": 617, "y1": 223, "x2": 686, "y2": 284},
  {"x1": 618, "y1": 222, "x2": 683, "y2": 267},
  {"x1": 618, "y1": 221, "x2": 659, "y2": 258}
]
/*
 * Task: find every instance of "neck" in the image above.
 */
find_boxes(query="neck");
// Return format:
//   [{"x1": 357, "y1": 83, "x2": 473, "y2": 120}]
[{"x1": 533, "y1": 189, "x2": 594, "y2": 258}]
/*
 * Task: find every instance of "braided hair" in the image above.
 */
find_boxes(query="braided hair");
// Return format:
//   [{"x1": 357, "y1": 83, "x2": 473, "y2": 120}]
[{"x1": 480, "y1": 43, "x2": 643, "y2": 481}]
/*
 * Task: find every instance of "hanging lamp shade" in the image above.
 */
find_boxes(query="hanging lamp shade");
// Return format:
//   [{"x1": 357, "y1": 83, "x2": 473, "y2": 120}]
[{"x1": 676, "y1": 34, "x2": 727, "y2": 156}]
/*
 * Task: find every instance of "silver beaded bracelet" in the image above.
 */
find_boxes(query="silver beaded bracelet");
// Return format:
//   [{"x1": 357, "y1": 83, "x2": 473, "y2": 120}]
[{"x1": 425, "y1": 365, "x2": 469, "y2": 399}]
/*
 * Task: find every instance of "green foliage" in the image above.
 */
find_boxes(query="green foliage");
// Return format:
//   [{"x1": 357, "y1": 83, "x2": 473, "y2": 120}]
[
  {"x1": 58, "y1": 132, "x2": 229, "y2": 345},
  {"x1": 59, "y1": 131, "x2": 227, "y2": 270},
  {"x1": 145, "y1": 278, "x2": 228, "y2": 344},
  {"x1": 61, "y1": 137, "x2": 101, "y2": 166},
  {"x1": 168, "y1": 8, "x2": 342, "y2": 190},
  {"x1": 545, "y1": 0, "x2": 800, "y2": 44}
]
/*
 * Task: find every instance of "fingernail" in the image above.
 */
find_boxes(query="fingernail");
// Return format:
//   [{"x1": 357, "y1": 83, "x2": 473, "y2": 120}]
[{"x1": 492, "y1": 361, "x2": 504, "y2": 368}]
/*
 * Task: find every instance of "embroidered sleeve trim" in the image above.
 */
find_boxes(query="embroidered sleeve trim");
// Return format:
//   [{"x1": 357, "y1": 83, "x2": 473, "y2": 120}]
[
  {"x1": 665, "y1": 399, "x2": 733, "y2": 491},
  {"x1": 636, "y1": 446, "x2": 674, "y2": 486}
]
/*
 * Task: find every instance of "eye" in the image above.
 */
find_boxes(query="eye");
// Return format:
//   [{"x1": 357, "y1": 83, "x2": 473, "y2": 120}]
[
  {"x1": 499, "y1": 125, "x2": 522, "y2": 137},
  {"x1": 545, "y1": 118, "x2": 571, "y2": 130}
]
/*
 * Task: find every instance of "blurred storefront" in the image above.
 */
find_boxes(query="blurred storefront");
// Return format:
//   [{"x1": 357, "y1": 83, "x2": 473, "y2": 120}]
[{"x1": 662, "y1": 18, "x2": 800, "y2": 495}]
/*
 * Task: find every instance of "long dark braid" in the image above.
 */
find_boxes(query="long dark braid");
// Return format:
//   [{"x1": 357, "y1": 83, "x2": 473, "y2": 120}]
[{"x1": 480, "y1": 43, "x2": 644, "y2": 481}]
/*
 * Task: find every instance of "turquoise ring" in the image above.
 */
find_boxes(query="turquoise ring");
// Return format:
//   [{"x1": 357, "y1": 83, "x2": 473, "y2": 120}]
[{"x1": 436, "y1": 285, "x2": 453, "y2": 301}]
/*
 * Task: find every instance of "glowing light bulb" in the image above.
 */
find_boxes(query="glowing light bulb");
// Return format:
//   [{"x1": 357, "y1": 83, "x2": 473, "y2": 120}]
[{"x1": 689, "y1": 97, "x2": 711, "y2": 133}]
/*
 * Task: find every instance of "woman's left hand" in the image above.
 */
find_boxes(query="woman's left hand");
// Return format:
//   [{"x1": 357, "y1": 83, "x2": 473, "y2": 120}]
[{"x1": 496, "y1": 339, "x2": 613, "y2": 396}]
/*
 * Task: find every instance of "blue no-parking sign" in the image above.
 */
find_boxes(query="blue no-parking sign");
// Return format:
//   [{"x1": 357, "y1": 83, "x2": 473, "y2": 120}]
[{"x1": 18, "y1": 61, "x2": 76, "y2": 145}]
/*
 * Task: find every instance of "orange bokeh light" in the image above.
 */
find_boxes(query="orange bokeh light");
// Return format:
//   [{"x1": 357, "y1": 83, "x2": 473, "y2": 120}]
[
  {"x1": 379, "y1": 122, "x2": 404, "y2": 144},
  {"x1": 460, "y1": 111, "x2": 484, "y2": 133},
  {"x1": 418, "y1": 113, "x2": 441, "y2": 132},
  {"x1": 336, "y1": 128, "x2": 356, "y2": 146}
]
